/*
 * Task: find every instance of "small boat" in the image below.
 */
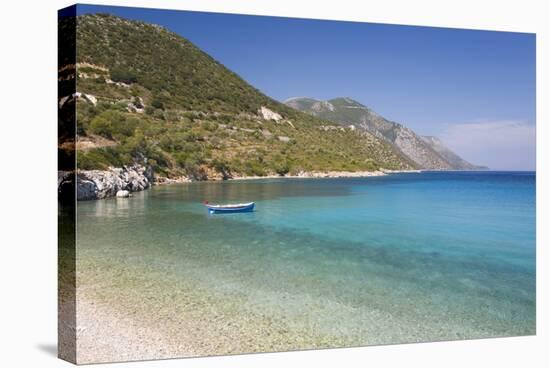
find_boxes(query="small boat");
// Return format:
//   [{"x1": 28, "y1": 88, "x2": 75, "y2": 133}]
[{"x1": 204, "y1": 201, "x2": 255, "y2": 214}]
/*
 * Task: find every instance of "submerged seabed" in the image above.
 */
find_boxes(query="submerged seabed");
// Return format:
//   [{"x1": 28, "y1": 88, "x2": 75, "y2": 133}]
[{"x1": 73, "y1": 171, "x2": 536, "y2": 363}]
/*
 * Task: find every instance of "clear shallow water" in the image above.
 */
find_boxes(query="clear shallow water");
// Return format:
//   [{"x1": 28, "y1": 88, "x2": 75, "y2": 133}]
[{"x1": 76, "y1": 171, "x2": 536, "y2": 353}]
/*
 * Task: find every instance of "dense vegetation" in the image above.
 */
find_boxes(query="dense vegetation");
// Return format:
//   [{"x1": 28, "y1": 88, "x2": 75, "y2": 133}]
[{"x1": 72, "y1": 14, "x2": 414, "y2": 179}]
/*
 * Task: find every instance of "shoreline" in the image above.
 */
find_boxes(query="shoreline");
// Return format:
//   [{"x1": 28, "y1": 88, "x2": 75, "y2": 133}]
[
  {"x1": 158, "y1": 169, "x2": 424, "y2": 184},
  {"x1": 68, "y1": 167, "x2": 424, "y2": 200},
  {"x1": 229, "y1": 170, "x2": 390, "y2": 181},
  {"x1": 75, "y1": 275, "x2": 519, "y2": 364}
]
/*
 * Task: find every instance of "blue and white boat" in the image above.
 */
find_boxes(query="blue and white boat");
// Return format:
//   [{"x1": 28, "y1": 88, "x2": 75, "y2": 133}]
[{"x1": 205, "y1": 201, "x2": 255, "y2": 214}]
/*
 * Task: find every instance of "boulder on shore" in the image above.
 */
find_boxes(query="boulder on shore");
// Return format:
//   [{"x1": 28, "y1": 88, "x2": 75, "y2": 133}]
[{"x1": 116, "y1": 190, "x2": 130, "y2": 198}]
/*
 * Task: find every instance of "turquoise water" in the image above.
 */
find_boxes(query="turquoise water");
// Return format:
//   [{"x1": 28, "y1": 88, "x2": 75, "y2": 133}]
[{"x1": 76, "y1": 171, "x2": 536, "y2": 354}]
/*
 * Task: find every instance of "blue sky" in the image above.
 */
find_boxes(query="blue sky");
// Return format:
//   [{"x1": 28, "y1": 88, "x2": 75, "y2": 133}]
[{"x1": 76, "y1": 4, "x2": 536, "y2": 170}]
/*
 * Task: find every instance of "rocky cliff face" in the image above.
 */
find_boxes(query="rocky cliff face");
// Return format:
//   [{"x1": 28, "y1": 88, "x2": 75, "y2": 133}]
[
  {"x1": 421, "y1": 136, "x2": 487, "y2": 170},
  {"x1": 75, "y1": 165, "x2": 154, "y2": 200},
  {"x1": 391, "y1": 126, "x2": 451, "y2": 169},
  {"x1": 285, "y1": 97, "x2": 480, "y2": 170}
]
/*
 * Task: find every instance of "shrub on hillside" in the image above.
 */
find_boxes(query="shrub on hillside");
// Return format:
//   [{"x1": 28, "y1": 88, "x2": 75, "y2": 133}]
[
  {"x1": 272, "y1": 159, "x2": 291, "y2": 176},
  {"x1": 110, "y1": 66, "x2": 138, "y2": 84},
  {"x1": 89, "y1": 112, "x2": 114, "y2": 139}
]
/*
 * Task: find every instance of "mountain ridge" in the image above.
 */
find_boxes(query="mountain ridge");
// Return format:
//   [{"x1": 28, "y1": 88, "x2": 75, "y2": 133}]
[{"x1": 285, "y1": 97, "x2": 484, "y2": 170}]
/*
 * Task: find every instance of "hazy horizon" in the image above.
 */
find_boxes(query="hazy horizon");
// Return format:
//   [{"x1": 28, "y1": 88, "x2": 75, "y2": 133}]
[{"x1": 77, "y1": 5, "x2": 536, "y2": 171}]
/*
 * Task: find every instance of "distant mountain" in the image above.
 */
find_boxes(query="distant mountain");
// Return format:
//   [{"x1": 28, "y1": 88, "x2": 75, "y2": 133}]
[
  {"x1": 421, "y1": 136, "x2": 486, "y2": 170},
  {"x1": 285, "y1": 97, "x2": 483, "y2": 170},
  {"x1": 64, "y1": 14, "x2": 417, "y2": 180}
]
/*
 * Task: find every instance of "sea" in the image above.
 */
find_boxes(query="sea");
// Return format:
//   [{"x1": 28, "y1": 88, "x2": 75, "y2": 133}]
[{"x1": 75, "y1": 171, "x2": 536, "y2": 354}]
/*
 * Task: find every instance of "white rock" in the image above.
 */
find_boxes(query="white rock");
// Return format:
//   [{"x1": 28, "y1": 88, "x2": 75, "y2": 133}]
[
  {"x1": 278, "y1": 136, "x2": 290, "y2": 142},
  {"x1": 258, "y1": 106, "x2": 282, "y2": 121},
  {"x1": 58, "y1": 96, "x2": 70, "y2": 108},
  {"x1": 84, "y1": 93, "x2": 97, "y2": 105},
  {"x1": 60, "y1": 91, "x2": 98, "y2": 107},
  {"x1": 116, "y1": 190, "x2": 130, "y2": 198}
]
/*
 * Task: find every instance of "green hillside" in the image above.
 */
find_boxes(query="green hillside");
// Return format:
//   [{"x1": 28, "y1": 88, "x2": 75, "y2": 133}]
[{"x1": 71, "y1": 14, "x2": 415, "y2": 179}]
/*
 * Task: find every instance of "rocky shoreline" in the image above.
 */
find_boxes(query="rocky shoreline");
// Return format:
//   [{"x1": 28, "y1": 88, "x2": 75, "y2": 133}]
[
  {"x1": 58, "y1": 166, "x2": 421, "y2": 201},
  {"x1": 58, "y1": 165, "x2": 154, "y2": 201},
  {"x1": 231, "y1": 170, "x2": 384, "y2": 181}
]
